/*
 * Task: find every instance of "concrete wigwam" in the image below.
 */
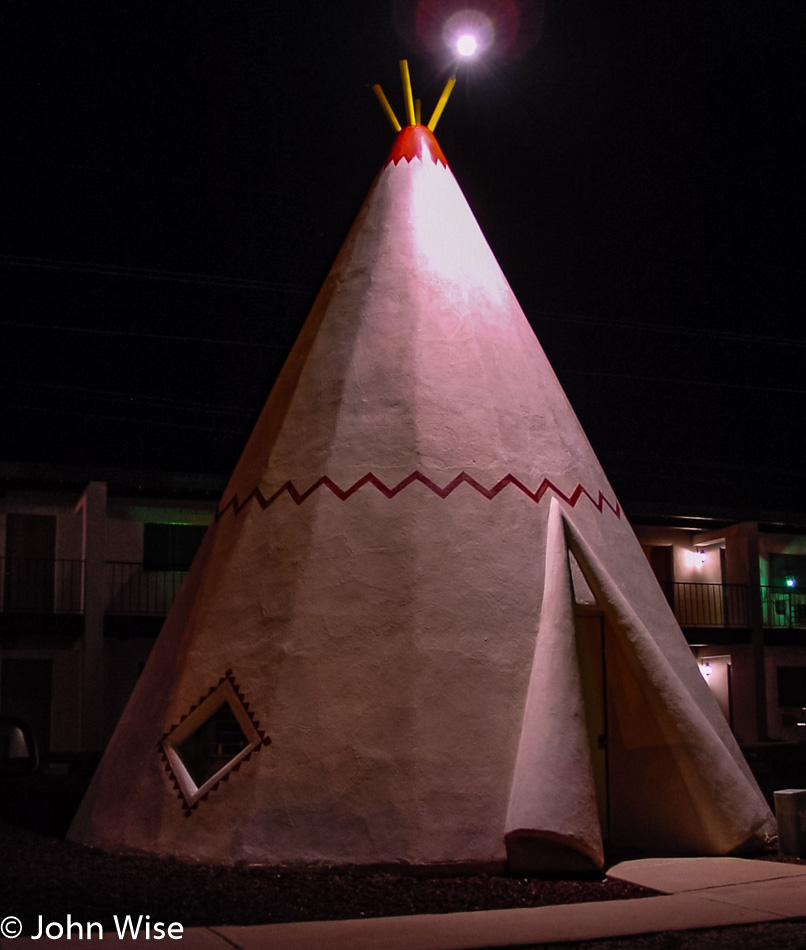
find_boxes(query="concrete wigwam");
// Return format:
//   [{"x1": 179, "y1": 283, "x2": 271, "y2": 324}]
[{"x1": 70, "y1": 82, "x2": 774, "y2": 871}]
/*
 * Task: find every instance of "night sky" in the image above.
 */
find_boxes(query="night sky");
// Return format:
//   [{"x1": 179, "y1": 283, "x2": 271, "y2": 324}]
[{"x1": 3, "y1": 1, "x2": 804, "y2": 516}]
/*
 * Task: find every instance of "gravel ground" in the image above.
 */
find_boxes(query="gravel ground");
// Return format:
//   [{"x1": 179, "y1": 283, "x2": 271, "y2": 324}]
[
  {"x1": 0, "y1": 820, "x2": 655, "y2": 936},
  {"x1": 1, "y1": 819, "x2": 805, "y2": 949}
]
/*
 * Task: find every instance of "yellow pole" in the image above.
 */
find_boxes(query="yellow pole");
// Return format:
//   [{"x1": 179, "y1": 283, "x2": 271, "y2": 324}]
[
  {"x1": 399, "y1": 59, "x2": 416, "y2": 126},
  {"x1": 414, "y1": 98, "x2": 422, "y2": 126},
  {"x1": 373, "y1": 84, "x2": 402, "y2": 132},
  {"x1": 427, "y1": 75, "x2": 456, "y2": 132}
]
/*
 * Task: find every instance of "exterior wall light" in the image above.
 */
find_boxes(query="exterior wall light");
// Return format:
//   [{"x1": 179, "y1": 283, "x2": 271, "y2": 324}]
[{"x1": 684, "y1": 549, "x2": 708, "y2": 569}]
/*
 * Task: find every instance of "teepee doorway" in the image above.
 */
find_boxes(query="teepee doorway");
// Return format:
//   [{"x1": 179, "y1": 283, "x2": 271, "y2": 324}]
[
  {"x1": 575, "y1": 609, "x2": 610, "y2": 845},
  {"x1": 576, "y1": 607, "x2": 689, "y2": 858},
  {"x1": 576, "y1": 600, "x2": 729, "y2": 858}
]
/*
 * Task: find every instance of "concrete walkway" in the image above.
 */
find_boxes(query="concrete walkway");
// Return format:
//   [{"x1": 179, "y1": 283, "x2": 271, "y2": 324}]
[{"x1": 7, "y1": 858, "x2": 806, "y2": 949}]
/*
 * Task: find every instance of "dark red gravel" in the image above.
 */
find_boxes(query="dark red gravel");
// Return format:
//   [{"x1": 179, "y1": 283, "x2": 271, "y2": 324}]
[
  {"x1": 0, "y1": 819, "x2": 654, "y2": 937},
  {"x1": 2, "y1": 820, "x2": 805, "y2": 949}
]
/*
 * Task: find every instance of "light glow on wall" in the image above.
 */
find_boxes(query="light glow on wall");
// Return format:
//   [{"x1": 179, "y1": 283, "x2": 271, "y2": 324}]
[{"x1": 684, "y1": 549, "x2": 708, "y2": 569}]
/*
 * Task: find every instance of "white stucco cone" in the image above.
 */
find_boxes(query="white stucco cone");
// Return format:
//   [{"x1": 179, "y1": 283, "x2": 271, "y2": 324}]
[{"x1": 70, "y1": 125, "x2": 774, "y2": 870}]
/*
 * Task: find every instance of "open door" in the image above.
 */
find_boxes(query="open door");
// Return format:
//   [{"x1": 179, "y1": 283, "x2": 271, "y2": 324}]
[
  {"x1": 575, "y1": 608, "x2": 706, "y2": 855},
  {"x1": 4, "y1": 514, "x2": 56, "y2": 612},
  {"x1": 575, "y1": 609, "x2": 609, "y2": 846},
  {"x1": 575, "y1": 609, "x2": 747, "y2": 856}
]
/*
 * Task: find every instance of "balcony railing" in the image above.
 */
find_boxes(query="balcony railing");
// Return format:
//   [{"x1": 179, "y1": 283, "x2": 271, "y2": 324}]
[
  {"x1": 1, "y1": 557, "x2": 186, "y2": 618},
  {"x1": 762, "y1": 586, "x2": 806, "y2": 629},
  {"x1": 3, "y1": 560, "x2": 801, "y2": 631},
  {"x1": 660, "y1": 582, "x2": 750, "y2": 628},
  {"x1": 1, "y1": 557, "x2": 85, "y2": 613},
  {"x1": 106, "y1": 561, "x2": 187, "y2": 616}
]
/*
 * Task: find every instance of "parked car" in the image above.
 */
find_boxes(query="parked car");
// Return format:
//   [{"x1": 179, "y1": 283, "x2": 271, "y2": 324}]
[{"x1": 0, "y1": 716, "x2": 38, "y2": 776}]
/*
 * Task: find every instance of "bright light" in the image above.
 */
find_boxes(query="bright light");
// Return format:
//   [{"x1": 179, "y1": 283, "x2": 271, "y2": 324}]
[
  {"x1": 684, "y1": 549, "x2": 707, "y2": 569},
  {"x1": 443, "y1": 11, "x2": 494, "y2": 58},
  {"x1": 457, "y1": 33, "x2": 478, "y2": 57},
  {"x1": 786, "y1": 575, "x2": 797, "y2": 588}
]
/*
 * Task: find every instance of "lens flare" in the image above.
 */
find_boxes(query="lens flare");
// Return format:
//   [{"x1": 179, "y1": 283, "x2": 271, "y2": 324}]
[
  {"x1": 443, "y1": 10, "x2": 493, "y2": 57},
  {"x1": 406, "y1": 0, "x2": 544, "y2": 60},
  {"x1": 456, "y1": 33, "x2": 478, "y2": 56}
]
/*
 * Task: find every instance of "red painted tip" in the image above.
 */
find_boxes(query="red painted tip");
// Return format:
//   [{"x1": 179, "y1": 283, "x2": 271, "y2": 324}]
[{"x1": 384, "y1": 125, "x2": 448, "y2": 168}]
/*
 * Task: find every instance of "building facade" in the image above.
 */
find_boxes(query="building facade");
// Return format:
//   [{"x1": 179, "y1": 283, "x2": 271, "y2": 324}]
[
  {"x1": 634, "y1": 515, "x2": 806, "y2": 745},
  {"x1": 1, "y1": 464, "x2": 805, "y2": 761},
  {"x1": 0, "y1": 465, "x2": 219, "y2": 761}
]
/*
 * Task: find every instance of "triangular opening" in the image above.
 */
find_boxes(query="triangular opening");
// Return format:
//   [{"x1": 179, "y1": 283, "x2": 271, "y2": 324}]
[
  {"x1": 504, "y1": 500, "x2": 605, "y2": 875},
  {"x1": 569, "y1": 549, "x2": 596, "y2": 605},
  {"x1": 563, "y1": 514, "x2": 772, "y2": 856},
  {"x1": 506, "y1": 501, "x2": 771, "y2": 873}
]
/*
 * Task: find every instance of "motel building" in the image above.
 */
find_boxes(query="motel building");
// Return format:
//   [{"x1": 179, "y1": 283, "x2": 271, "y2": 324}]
[{"x1": 1, "y1": 462, "x2": 805, "y2": 764}]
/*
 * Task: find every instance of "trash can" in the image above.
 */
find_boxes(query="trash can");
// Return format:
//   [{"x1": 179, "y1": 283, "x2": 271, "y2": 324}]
[{"x1": 774, "y1": 788, "x2": 806, "y2": 857}]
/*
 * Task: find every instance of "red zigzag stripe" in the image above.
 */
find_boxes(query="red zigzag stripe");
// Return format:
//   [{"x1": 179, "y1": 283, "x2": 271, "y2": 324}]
[{"x1": 215, "y1": 472, "x2": 620, "y2": 521}]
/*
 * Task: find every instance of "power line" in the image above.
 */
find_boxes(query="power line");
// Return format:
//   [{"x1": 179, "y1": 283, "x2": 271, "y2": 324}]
[
  {"x1": 1, "y1": 330, "x2": 800, "y2": 400},
  {"x1": 0, "y1": 253, "x2": 317, "y2": 295},
  {"x1": 2, "y1": 390, "x2": 800, "y2": 479},
  {"x1": 563, "y1": 368, "x2": 806, "y2": 397},
  {"x1": 0, "y1": 400, "x2": 248, "y2": 436},
  {"x1": 604, "y1": 448, "x2": 804, "y2": 480},
  {"x1": 4, "y1": 312, "x2": 802, "y2": 365},
  {"x1": 0, "y1": 378, "x2": 257, "y2": 417},
  {"x1": 2, "y1": 354, "x2": 798, "y2": 403},
  {"x1": 530, "y1": 311, "x2": 806, "y2": 349},
  {"x1": 2, "y1": 254, "x2": 801, "y2": 350},
  {"x1": 0, "y1": 319, "x2": 293, "y2": 350}
]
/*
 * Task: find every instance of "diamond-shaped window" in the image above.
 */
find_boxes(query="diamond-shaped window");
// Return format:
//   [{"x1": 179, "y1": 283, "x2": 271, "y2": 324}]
[{"x1": 161, "y1": 678, "x2": 265, "y2": 809}]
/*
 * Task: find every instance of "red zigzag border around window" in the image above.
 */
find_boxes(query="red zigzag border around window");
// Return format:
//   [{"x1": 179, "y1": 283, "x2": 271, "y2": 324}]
[
  {"x1": 215, "y1": 472, "x2": 621, "y2": 521},
  {"x1": 158, "y1": 669, "x2": 271, "y2": 816}
]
